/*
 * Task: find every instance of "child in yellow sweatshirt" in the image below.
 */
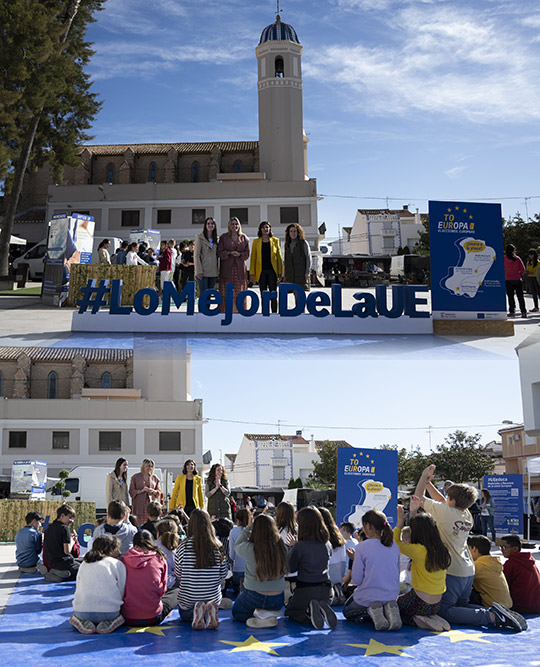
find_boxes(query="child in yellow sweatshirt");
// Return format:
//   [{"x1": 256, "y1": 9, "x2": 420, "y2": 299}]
[{"x1": 467, "y1": 535, "x2": 512, "y2": 608}]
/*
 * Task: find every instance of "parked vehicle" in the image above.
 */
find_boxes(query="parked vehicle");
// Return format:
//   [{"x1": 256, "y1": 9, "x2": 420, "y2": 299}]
[
  {"x1": 12, "y1": 239, "x2": 47, "y2": 280},
  {"x1": 390, "y1": 254, "x2": 429, "y2": 284}
]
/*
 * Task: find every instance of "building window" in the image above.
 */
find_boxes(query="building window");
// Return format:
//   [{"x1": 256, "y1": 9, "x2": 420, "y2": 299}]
[
  {"x1": 99, "y1": 431, "x2": 122, "y2": 451},
  {"x1": 280, "y1": 207, "x2": 299, "y2": 225},
  {"x1": 106, "y1": 163, "x2": 114, "y2": 183},
  {"x1": 159, "y1": 432, "x2": 181, "y2": 451},
  {"x1": 101, "y1": 372, "x2": 111, "y2": 389},
  {"x1": 229, "y1": 208, "x2": 248, "y2": 225},
  {"x1": 275, "y1": 56, "x2": 284, "y2": 77},
  {"x1": 149, "y1": 162, "x2": 157, "y2": 182},
  {"x1": 52, "y1": 431, "x2": 70, "y2": 450},
  {"x1": 192, "y1": 209, "x2": 206, "y2": 225},
  {"x1": 191, "y1": 161, "x2": 199, "y2": 183},
  {"x1": 157, "y1": 209, "x2": 171, "y2": 225},
  {"x1": 48, "y1": 372, "x2": 57, "y2": 399},
  {"x1": 234, "y1": 160, "x2": 243, "y2": 173},
  {"x1": 121, "y1": 210, "x2": 140, "y2": 227},
  {"x1": 9, "y1": 431, "x2": 27, "y2": 448},
  {"x1": 383, "y1": 236, "x2": 395, "y2": 249}
]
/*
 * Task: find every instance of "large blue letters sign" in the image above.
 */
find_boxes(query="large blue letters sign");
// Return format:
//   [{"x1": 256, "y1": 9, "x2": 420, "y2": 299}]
[
  {"x1": 484, "y1": 474, "x2": 523, "y2": 536},
  {"x1": 336, "y1": 447, "x2": 398, "y2": 529},
  {"x1": 429, "y1": 201, "x2": 506, "y2": 320}
]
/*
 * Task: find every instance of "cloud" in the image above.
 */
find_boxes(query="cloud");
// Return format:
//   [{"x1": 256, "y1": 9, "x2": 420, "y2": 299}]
[{"x1": 444, "y1": 165, "x2": 466, "y2": 178}]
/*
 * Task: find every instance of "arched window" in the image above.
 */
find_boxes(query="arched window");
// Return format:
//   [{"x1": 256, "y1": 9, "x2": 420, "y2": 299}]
[
  {"x1": 106, "y1": 163, "x2": 114, "y2": 183},
  {"x1": 48, "y1": 372, "x2": 57, "y2": 399},
  {"x1": 234, "y1": 160, "x2": 243, "y2": 173},
  {"x1": 275, "y1": 56, "x2": 284, "y2": 78},
  {"x1": 191, "y1": 161, "x2": 199, "y2": 183},
  {"x1": 149, "y1": 162, "x2": 156, "y2": 182},
  {"x1": 102, "y1": 372, "x2": 111, "y2": 389}
]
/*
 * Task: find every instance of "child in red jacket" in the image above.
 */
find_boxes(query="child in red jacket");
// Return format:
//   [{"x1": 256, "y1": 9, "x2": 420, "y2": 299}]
[{"x1": 501, "y1": 534, "x2": 540, "y2": 614}]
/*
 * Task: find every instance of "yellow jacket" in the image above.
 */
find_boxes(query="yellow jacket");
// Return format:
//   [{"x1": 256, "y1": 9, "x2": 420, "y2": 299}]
[
  {"x1": 473, "y1": 555, "x2": 513, "y2": 608},
  {"x1": 249, "y1": 237, "x2": 283, "y2": 281},
  {"x1": 169, "y1": 474, "x2": 205, "y2": 511}
]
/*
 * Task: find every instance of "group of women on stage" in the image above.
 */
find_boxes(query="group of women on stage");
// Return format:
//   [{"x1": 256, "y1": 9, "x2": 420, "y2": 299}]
[
  {"x1": 194, "y1": 216, "x2": 312, "y2": 312},
  {"x1": 106, "y1": 458, "x2": 233, "y2": 525}
]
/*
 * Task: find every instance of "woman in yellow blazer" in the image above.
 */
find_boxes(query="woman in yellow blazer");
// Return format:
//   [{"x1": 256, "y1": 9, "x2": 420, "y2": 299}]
[
  {"x1": 249, "y1": 221, "x2": 283, "y2": 313},
  {"x1": 169, "y1": 459, "x2": 204, "y2": 516}
]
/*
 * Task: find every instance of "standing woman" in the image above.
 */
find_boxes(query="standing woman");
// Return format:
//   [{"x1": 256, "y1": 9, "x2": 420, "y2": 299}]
[
  {"x1": 479, "y1": 488, "x2": 496, "y2": 544},
  {"x1": 218, "y1": 217, "x2": 250, "y2": 313},
  {"x1": 169, "y1": 459, "x2": 204, "y2": 517},
  {"x1": 504, "y1": 244, "x2": 527, "y2": 318},
  {"x1": 283, "y1": 223, "x2": 311, "y2": 297},
  {"x1": 526, "y1": 248, "x2": 540, "y2": 313},
  {"x1": 195, "y1": 217, "x2": 219, "y2": 294},
  {"x1": 249, "y1": 221, "x2": 283, "y2": 313},
  {"x1": 126, "y1": 242, "x2": 148, "y2": 266},
  {"x1": 205, "y1": 463, "x2": 232, "y2": 521},
  {"x1": 129, "y1": 459, "x2": 162, "y2": 525},
  {"x1": 106, "y1": 458, "x2": 130, "y2": 508},
  {"x1": 97, "y1": 239, "x2": 111, "y2": 265}
]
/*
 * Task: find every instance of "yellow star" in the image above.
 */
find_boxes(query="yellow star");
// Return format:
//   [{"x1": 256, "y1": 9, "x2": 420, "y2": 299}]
[
  {"x1": 220, "y1": 635, "x2": 290, "y2": 655},
  {"x1": 474, "y1": 269, "x2": 478, "y2": 273},
  {"x1": 455, "y1": 206, "x2": 460, "y2": 210},
  {"x1": 456, "y1": 287, "x2": 460, "y2": 291},
  {"x1": 348, "y1": 638, "x2": 413, "y2": 657},
  {"x1": 447, "y1": 208, "x2": 452, "y2": 212},
  {"x1": 463, "y1": 208, "x2": 467, "y2": 213},
  {"x1": 469, "y1": 215, "x2": 473, "y2": 219},
  {"x1": 125, "y1": 624, "x2": 175, "y2": 636},
  {"x1": 433, "y1": 630, "x2": 493, "y2": 643}
]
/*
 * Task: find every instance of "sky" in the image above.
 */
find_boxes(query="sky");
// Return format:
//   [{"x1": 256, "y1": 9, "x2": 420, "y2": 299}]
[{"x1": 84, "y1": 0, "x2": 540, "y2": 244}]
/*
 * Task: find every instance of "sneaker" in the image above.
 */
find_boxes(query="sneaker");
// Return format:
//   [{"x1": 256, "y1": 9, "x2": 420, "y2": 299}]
[
  {"x1": 69, "y1": 615, "x2": 96, "y2": 634},
  {"x1": 37, "y1": 563, "x2": 48, "y2": 575},
  {"x1": 491, "y1": 602, "x2": 527, "y2": 632},
  {"x1": 253, "y1": 608, "x2": 281, "y2": 620},
  {"x1": 308, "y1": 599, "x2": 325, "y2": 630},
  {"x1": 192, "y1": 601, "x2": 207, "y2": 630},
  {"x1": 219, "y1": 597, "x2": 233, "y2": 609},
  {"x1": 247, "y1": 616, "x2": 278, "y2": 628},
  {"x1": 383, "y1": 600, "x2": 402, "y2": 631},
  {"x1": 368, "y1": 602, "x2": 390, "y2": 631},
  {"x1": 205, "y1": 601, "x2": 219, "y2": 630},
  {"x1": 18, "y1": 566, "x2": 37, "y2": 573},
  {"x1": 319, "y1": 600, "x2": 338, "y2": 629},
  {"x1": 44, "y1": 572, "x2": 64, "y2": 583},
  {"x1": 413, "y1": 614, "x2": 450, "y2": 632},
  {"x1": 96, "y1": 614, "x2": 124, "y2": 634}
]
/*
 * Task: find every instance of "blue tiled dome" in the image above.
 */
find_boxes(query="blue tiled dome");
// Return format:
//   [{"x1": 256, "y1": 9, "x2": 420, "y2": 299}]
[{"x1": 259, "y1": 16, "x2": 300, "y2": 45}]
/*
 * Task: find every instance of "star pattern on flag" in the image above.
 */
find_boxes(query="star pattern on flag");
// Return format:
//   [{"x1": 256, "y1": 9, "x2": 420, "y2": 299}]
[
  {"x1": 220, "y1": 635, "x2": 290, "y2": 655},
  {"x1": 125, "y1": 624, "x2": 175, "y2": 636},
  {"x1": 347, "y1": 638, "x2": 413, "y2": 657},
  {"x1": 433, "y1": 629, "x2": 493, "y2": 643}
]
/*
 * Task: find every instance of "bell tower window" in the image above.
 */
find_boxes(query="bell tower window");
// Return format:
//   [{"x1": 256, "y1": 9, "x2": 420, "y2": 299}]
[
  {"x1": 191, "y1": 161, "x2": 199, "y2": 183},
  {"x1": 275, "y1": 56, "x2": 284, "y2": 78}
]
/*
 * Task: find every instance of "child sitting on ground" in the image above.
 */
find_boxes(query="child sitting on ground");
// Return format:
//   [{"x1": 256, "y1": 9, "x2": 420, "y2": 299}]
[
  {"x1": 92, "y1": 500, "x2": 137, "y2": 556},
  {"x1": 138, "y1": 502, "x2": 162, "y2": 538},
  {"x1": 155, "y1": 519, "x2": 181, "y2": 592},
  {"x1": 414, "y1": 464, "x2": 526, "y2": 632},
  {"x1": 394, "y1": 502, "x2": 451, "y2": 631},
  {"x1": 70, "y1": 534, "x2": 126, "y2": 635},
  {"x1": 500, "y1": 534, "x2": 540, "y2": 614},
  {"x1": 15, "y1": 511, "x2": 46, "y2": 574},
  {"x1": 339, "y1": 522, "x2": 358, "y2": 552},
  {"x1": 343, "y1": 509, "x2": 401, "y2": 631},
  {"x1": 229, "y1": 509, "x2": 249, "y2": 594},
  {"x1": 43, "y1": 504, "x2": 80, "y2": 581},
  {"x1": 319, "y1": 507, "x2": 347, "y2": 603},
  {"x1": 467, "y1": 534, "x2": 512, "y2": 608}
]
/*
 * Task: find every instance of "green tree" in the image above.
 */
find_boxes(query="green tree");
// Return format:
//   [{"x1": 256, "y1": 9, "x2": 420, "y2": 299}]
[
  {"x1": 503, "y1": 213, "x2": 540, "y2": 259},
  {"x1": 380, "y1": 444, "x2": 429, "y2": 486},
  {"x1": 431, "y1": 430, "x2": 495, "y2": 484},
  {"x1": 311, "y1": 440, "x2": 343, "y2": 489},
  {"x1": 414, "y1": 215, "x2": 430, "y2": 255},
  {"x1": 0, "y1": 0, "x2": 104, "y2": 276}
]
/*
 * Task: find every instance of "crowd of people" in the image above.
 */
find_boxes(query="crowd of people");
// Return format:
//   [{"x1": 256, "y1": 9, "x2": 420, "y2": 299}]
[
  {"x1": 13, "y1": 461, "x2": 540, "y2": 637},
  {"x1": 504, "y1": 245, "x2": 540, "y2": 318},
  {"x1": 95, "y1": 217, "x2": 312, "y2": 310}
]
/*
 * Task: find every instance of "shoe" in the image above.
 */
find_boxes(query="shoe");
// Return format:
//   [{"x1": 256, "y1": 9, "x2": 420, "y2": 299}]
[
  {"x1": 383, "y1": 600, "x2": 402, "y2": 631},
  {"x1": 507, "y1": 312, "x2": 515, "y2": 317},
  {"x1": 531, "y1": 308, "x2": 539, "y2": 313},
  {"x1": 491, "y1": 602, "x2": 527, "y2": 632},
  {"x1": 254, "y1": 608, "x2": 281, "y2": 620},
  {"x1": 45, "y1": 572, "x2": 64, "y2": 582},
  {"x1": 521, "y1": 312, "x2": 528, "y2": 318},
  {"x1": 69, "y1": 615, "x2": 96, "y2": 634},
  {"x1": 219, "y1": 596, "x2": 233, "y2": 609},
  {"x1": 247, "y1": 616, "x2": 278, "y2": 628},
  {"x1": 205, "y1": 601, "x2": 219, "y2": 629},
  {"x1": 308, "y1": 599, "x2": 325, "y2": 629},
  {"x1": 96, "y1": 614, "x2": 124, "y2": 634},
  {"x1": 319, "y1": 600, "x2": 338, "y2": 629},
  {"x1": 368, "y1": 602, "x2": 390, "y2": 631},
  {"x1": 18, "y1": 566, "x2": 37, "y2": 573},
  {"x1": 37, "y1": 563, "x2": 48, "y2": 575},
  {"x1": 413, "y1": 614, "x2": 450, "y2": 632},
  {"x1": 192, "y1": 601, "x2": 207, "y2": 630}
]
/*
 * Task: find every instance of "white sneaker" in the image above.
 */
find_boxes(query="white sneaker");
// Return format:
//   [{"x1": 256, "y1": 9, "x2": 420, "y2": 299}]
[
  {"x1": 254, "y1": 608, "x2": 281, "y2": 619},
  {"x1": 247, "y1": 616, "x2": 278, "y2": 628}
]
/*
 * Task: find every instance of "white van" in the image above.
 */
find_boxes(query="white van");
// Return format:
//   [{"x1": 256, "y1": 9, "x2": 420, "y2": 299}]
[
  {"x1": 12, "y1": 238, "x2": 48, "y2": 280},
  {"x1": 47, "y1": 466, "x2": 173, "y2": 515},
  {"x1": 91, "y1": 236, "x2": 123, "y2": 264}
]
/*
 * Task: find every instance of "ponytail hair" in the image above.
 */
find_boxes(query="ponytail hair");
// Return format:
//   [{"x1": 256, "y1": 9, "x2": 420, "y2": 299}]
[
  {"x1": 362, "y1": 509, "x2": 393, "y2": 547},
  {"x1": 157, "y1": 519, "x2": 179, "y2": 551},
  {"x1": 133, "y1": 529, "x2": 166, "y2": 560},
  {"x1": 84, "y1": 534, "x2": 120, "y2": 563}
]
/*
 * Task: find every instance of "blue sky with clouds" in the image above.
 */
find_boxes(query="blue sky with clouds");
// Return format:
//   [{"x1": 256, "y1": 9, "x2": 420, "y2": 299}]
[{"x1": 85, "y1": 0, "x2": 540, "y2": 243}]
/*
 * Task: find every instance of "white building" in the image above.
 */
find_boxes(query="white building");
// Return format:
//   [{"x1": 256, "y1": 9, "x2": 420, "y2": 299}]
[
  {"x1": 339, "y1": 206, "x2": 424, "y2": 257},
  {"x1": 0, "y1": 339, "x2": 203, "y2": 478},
  {"x1": 516, "y1": 331, "x2": 540, "y2": 437}
]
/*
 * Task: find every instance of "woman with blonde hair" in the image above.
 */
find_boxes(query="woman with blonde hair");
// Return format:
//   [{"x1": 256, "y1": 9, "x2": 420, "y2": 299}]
[
  {"x1": 129, "y1": 459, "x2": 161, "y2": 525},
  {"x1": 169, "y1": 459, "x2": 204, "y2": 517},
  {"x1": 232, "y1": 512, "x2": 288, "y2": 628},
  {"x1": 194, "y1": 217, "x2": 219, "y2": 294},
  {"x1": 217, "y1": 217, "x2": 249, "y2": 313}
]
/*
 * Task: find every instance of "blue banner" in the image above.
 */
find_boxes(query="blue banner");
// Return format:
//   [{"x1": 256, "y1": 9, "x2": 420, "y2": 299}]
[
  {"x1": 429, "y1": 201, "x2": 506, "y2": 320},
  {"x1": 336, "y1": 447, "x2": 398, "y2": 529},
  {"x1": 484, "y1": 474, "x2": 523, "y2": 536}
]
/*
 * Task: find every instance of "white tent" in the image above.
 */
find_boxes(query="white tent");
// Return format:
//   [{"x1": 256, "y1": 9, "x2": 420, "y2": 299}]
[
  {"x1": 10, "y1": 234, "x2": 27, "y2": 245},
  {"x1": 528, "y1": 457, "x2": 540, "y2": 474}
]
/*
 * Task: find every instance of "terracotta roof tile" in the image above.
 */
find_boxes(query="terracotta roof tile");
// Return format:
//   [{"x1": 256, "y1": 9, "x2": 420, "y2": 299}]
[
  {"x1": 80, "y1": 141, "x2": 258, "y2": 156},
  {"x1": 244, "y1": 433, "x2": 310, "y2": 444},
  {"x1": 0, "y1": 346, "x2": 132, "y2": 363}
]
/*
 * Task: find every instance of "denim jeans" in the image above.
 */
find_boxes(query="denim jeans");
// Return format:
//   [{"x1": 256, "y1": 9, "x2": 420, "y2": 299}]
[
  {"x1": 342, "y1": 596, "x2": 369, "y2": 623},
  {"x1": 232, "y1": 589, "x2": 284, "y2": 622},
  {"x1": 480, "y1": 515, "x2": 496, "y2": 542},
  {"x1": 196, "y1": 276, "x2": 217, "y2": 295},
  {"x1": 231, "y1": 571, "x2": 245, "y2": 594},
  {"x1": 438, "y1": 574, "x2": 492, "y2": 626}
]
